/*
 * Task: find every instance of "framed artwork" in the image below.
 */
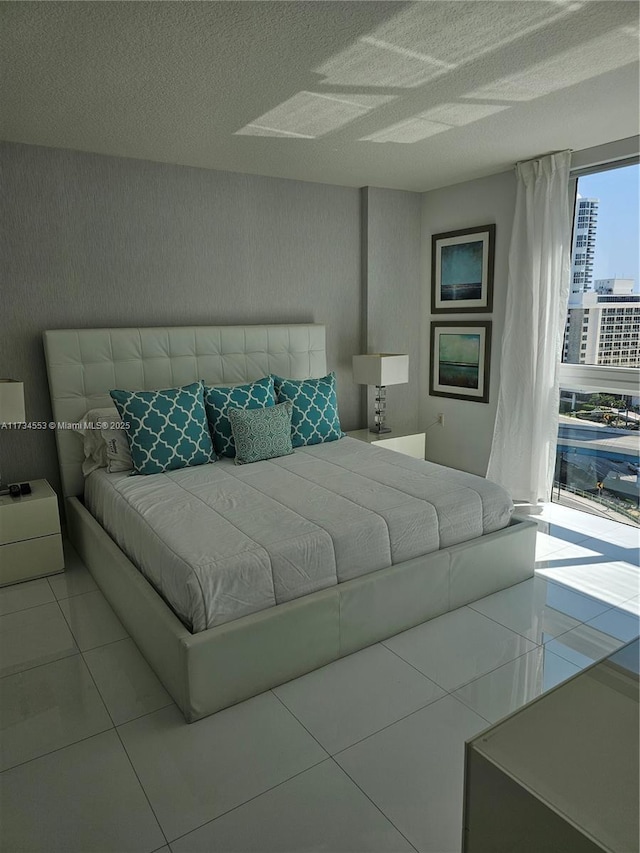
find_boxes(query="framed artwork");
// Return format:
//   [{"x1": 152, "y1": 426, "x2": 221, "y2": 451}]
[
  {"x1": 429, "y1": 321, "x2": 492, "y2": 403},
  {"x1": 431, "y1": 224, "x2": 495, "y2": 314}
]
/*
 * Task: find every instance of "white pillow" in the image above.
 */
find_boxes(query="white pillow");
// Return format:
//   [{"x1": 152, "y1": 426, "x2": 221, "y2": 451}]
[{"x1": 76, "y1": 407, "x2": 133, "y2": 474}]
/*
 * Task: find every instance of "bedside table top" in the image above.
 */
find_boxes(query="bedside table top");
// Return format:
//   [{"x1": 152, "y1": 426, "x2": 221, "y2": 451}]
[
  {"x1": 346, "y1": 429, "x2": 425, "y2": 444},
  {"x1": 0, "y1": 479, "x2": 56, "y2": 509}
]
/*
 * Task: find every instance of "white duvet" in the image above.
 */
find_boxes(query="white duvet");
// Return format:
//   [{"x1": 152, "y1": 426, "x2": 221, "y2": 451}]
[{"x1": 85, "y1": 437, "x2": 513, "y2": 632}]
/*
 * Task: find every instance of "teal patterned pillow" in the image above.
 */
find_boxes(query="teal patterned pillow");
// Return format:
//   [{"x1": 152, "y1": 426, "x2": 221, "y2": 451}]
[
  {"x1": 110, "y1": 382, "x2": 215, "y2": 475},
  {"x1": 272, "y1": 373, "x2": 343, "y2": 448},
  {"x1": 204, "y1": 376, "x2": 275, "y2": 458},
  {"x1": 228, "y1": 401, "x2": 294, "y2": 465}
]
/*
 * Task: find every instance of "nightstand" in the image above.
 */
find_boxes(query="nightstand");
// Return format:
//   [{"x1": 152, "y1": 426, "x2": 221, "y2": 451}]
[
  {"x1": 0, "y1": 480, "x2": 64, "y2": 586},
  {"x1": 346, "y1": 429, "x2": 426, "y2": 459}
]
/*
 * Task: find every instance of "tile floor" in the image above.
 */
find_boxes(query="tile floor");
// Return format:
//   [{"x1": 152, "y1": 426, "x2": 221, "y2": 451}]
[{"x1": 0, "y1": 506, "x2": 638, "y2": 853}]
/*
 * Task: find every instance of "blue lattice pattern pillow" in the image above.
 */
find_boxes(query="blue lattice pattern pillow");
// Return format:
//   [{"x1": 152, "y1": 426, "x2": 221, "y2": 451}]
[
  {"x1": 203, "y1": 376, "x2": 275, "y2": 458},
  {"x1": 228, "y1": 401, "x2": 294, "y2": 465},
  {"x1": 272, "y1": 373, "x2": 343, "y2": 448},
  {"x1": 110, "y1": 381, "x2": 215, "y2": 475}
]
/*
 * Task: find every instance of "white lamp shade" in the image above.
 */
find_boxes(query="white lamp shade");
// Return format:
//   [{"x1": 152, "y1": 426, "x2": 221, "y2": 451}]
[
  {"x1": 0, "y1": 380, "x2": 26, "y2": 423},
  {"x1": 352, "y1": 354, "x2": 409, "y2": 386}
]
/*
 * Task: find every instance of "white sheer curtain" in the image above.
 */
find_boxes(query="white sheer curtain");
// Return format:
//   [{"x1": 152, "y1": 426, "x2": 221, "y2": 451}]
[{"x1": 487, "y1": 151, "x2": 572, "y2": 506}]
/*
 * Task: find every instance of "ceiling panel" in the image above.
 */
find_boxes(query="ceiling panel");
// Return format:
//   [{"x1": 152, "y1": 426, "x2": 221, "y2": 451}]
[{"x1": 1, "y1": 1, "x2": 638, "y2": 190}]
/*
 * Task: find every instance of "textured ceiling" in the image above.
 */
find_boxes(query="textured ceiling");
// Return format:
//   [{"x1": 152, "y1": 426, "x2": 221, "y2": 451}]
[{"x1": 1, "y1": 1, "x2": 638, "y2": 191}]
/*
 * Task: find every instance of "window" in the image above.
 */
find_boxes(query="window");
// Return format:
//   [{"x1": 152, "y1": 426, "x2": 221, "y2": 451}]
[
  {"x1": 557, "y1": 160, "x2": 639, "y2": 526},
  {"x1": 563, "y1": 163, "x2": 639, "y2": 367}
]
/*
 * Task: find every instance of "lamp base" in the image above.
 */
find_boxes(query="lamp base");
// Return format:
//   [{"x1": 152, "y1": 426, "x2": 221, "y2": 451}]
[{"x1": 369, "y1": 426, "x2": 392, "y2": 434}]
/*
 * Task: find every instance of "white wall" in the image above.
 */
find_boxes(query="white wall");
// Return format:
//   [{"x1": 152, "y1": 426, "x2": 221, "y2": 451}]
[
  {"x1": 361, "y1": 187, "x2": 422, "y2": 435},
  {"x1": 420, "y1": 170, "x2": 516, "y2": 476},
  {"x1": 0, "y1": 142, "x2": 362, "y2": 493}
]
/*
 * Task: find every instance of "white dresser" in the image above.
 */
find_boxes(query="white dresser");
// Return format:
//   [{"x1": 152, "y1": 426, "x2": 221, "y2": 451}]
[
  {"x1": 0, "y1": 480, "x2": 64, "y2": 586},
  {"x1": 463, "y1": 640, "x2": 639, "y2": 852}
]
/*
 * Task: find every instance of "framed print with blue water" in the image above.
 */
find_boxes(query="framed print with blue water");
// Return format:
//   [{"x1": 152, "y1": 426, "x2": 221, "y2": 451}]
[
  {"x1": 431, "y1": 224, "x2": 495, "y2": 314},
  {"x1": 430, "y1": 321, "x2": 491, "y2": 403}
]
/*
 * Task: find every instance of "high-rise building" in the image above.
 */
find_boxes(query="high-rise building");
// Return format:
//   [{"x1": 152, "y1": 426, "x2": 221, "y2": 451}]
[
  {"x1": 563, "y1": 279, "x2": 640, "y2": 367},
  {"x1": 594, "y1": 278, "x2": 634, "y2": 296},
  {"x1": 570, "y1": 196, "x2": 598, "y2": 295}
]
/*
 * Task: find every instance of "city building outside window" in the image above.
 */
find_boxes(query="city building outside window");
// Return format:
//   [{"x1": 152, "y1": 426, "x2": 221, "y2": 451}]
[{"x1": 557, "y1": 161, "x2": 639, "y2": 526}]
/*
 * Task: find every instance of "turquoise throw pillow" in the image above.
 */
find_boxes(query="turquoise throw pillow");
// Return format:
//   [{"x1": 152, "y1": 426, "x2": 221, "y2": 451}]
[
  {"x1": 110, "y1": 381, "x2": 215, "y2": 475},
  {"x1": 272, "y1": 373, "x2": 343, "y2": 448},
  {"x1": 228, "y1": 401, "x2": 294, "y2": 465},
  {"x1": 203, "y1": 376, "x2": 275, "y2": 458}
]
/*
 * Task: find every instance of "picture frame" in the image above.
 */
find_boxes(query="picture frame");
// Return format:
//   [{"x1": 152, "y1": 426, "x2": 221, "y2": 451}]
[
  {"x1": 431, "y1": 224, "x2": 495, "y2": 314},
  {"x1": 429, "y1": 321, "x2": 492, "y2": 403}
]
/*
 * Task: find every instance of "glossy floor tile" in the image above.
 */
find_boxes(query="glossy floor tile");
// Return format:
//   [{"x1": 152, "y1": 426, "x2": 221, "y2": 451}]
[
  {"x1": 0, "y1": 730, "x2": 165, "y2": 853},
  {"x1": 545, "y1": 620, "x2": 631, "y2": 669},
  {"x1": 1, "y1": 505, "x2": 637, "y2": 853},
  {"x1": 534, "y1": 528, "x2": 590, "y2": 560},
  {"x1": 536, "y1": 551, "x2": 640, "y2": 607},
  {"x1": 0, "y1": 654, "x2": 112, "y2": 771},
  {"x1": 618, "y1": 595, "x2": 640, "y2": 616},
  {"x1": 534, "y1": 504, "x2": 635, "y2": 541},
  {"x1": 48, "y1": 542, "x2": 98, "y2": 600},
  {"x1": 0, "y1": 577, "x2": 55, "y2": 616},
  {"x1": 118, "y1": 694, "x2": 326, "y2": 841},
  {"x1": 610, "y1": 638, "x2": 640, "y2": 675},
  {"x1": 336, "y1": 696, "x2": 487, "y2": 853},
  {"x1": 83, "y1": 637, "x2": 173, "y2": 725},
  {"x1": 572, "y1": 518, "x2": 640, "y2": 547},
  {"x1": 542, "y1": 580, "x2": 623, "y2": 623},
  {"x1": 171, "y1": 759, "x2": 415, "y2": 853},
  {"x1": 0, "y1": 601, "x2": 77, "y2": 677},
  {"x1": 58, "y1": 589, "x2": 128, "y2": 651},
  {"x1": 383, "y1": 606, "x2": 536, "y2": 691},
  {"x1": 577, "y1": 535, "x2": 639, "y2": 568},
  {"x1": 468, "y1": 577, "x2": 589, "y2": 644},
  {"x1": 453, "y1": 647, "x2": 581, "y2": 724},
  {"x1": 585, "y1": 605, "x2": 640, "y2": 644},
  {"x1": 532, "y1": 512, "x2": 597, "y2": 544},
  {"x1": 274, "y1": 643, "x2": 445, "y2": 754}
]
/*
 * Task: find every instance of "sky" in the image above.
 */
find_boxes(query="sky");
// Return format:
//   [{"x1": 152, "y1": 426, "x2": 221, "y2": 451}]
[{"x1": 578, "y1": 163, "x2": 639, "y2": 291}]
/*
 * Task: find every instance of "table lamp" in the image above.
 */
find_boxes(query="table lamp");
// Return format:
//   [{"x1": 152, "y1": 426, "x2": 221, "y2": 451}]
[{"x1": 352, "y1": 354, "x2": 409, "y2": 434}]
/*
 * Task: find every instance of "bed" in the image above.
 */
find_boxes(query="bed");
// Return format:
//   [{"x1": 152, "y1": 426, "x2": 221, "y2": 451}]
[{"x1": 44, "y1": 324, "x2": 536, "y2": 722}]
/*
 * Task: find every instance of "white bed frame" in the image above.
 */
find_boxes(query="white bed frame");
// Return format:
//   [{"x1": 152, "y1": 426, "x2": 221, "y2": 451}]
[{"x1": 44, "y1": 324, "x2": 536, "y2": 722}]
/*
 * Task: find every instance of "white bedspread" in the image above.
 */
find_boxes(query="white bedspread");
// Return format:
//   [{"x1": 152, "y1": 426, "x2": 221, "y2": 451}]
[{"x1": 85, "y1": 437, "x2": 513, "y2": 632}]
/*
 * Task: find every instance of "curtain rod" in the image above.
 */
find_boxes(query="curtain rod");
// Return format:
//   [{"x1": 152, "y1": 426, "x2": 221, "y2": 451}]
[{"x1": 514, "y1": 150, "x2": 572, "y2": 168}]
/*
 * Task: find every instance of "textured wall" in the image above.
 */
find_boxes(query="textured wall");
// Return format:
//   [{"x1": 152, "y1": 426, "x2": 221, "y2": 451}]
[
  {"x1": 420, "y1": 170, "x2": 517, "y2": 476},
  {"x1": 361, "y1": 187, "x2": 422, "y2": 435},
  {"x1": 0, "y1": 142, "x2": 361, "y2": 495}
]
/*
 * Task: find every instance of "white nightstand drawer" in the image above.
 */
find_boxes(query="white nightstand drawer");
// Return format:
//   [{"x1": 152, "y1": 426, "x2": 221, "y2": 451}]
[
  {"x1": 370, "y1": 433, "x2": 426, "y2": 459},
  {"x1": 0, "y1": 533, "x2": 64, "y2": 586},
  {"x1": 346, "y1": 430, "x2": 426, "y2": 459},
  {"x1": 0, "y1": 480, "x2": 61, "y2": 545}
]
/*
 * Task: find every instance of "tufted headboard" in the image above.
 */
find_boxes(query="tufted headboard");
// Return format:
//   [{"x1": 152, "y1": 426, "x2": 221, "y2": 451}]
[{"x1": 43, "y1": 324, "x2": 327, "y2": 498}]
